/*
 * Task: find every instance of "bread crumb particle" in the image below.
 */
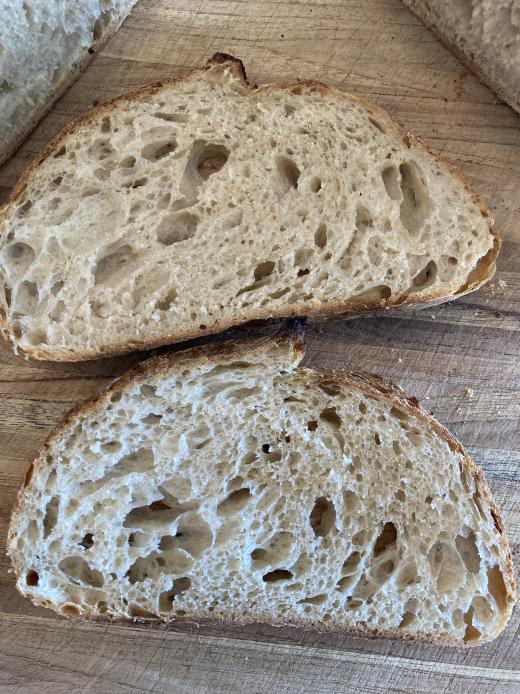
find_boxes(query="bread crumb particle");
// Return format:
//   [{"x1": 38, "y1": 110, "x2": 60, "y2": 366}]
[
  {"x1": 489, "y1": 279, "x2": 507, "y2": 295},
  {"x1": 463, "y1": 388, "x2": 474, "y2": 399}
]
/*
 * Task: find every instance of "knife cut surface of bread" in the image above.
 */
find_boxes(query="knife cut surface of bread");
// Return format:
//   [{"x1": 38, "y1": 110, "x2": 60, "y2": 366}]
[
  {"x1": 0, "y1": 0, "x2": 138, "y2": 165},
  {"x1": 402, "y1": 0, "x2": 520, "y2": 113},
  {"x1": 8, "y1": 328, "x2": 515, "y2": 644},
  {"x1": 0, "y1": 54, "x2": 499, "y2": 361}
]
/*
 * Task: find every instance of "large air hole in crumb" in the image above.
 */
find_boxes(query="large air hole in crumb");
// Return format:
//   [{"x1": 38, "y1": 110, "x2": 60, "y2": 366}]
[
  {"x1": 155, "y1": 287, "x2": 177, "y2": 311},
  {"x1": 79, "y1": 533, "x2": 94, "y2": 550},
  {"x1": 396, "y1": 561, "x2": 420, "y2": 588},
  {"x1": 320, "y1": 407, "x2": 345, "y2": 451},
  {"x1": 399, "y1": 611, "x2": 416, "y2": 629},
  {"x1": 310, "y1": 497, "x2": 336, "y2": 537},
  {"x1": 350, "y1": 285, "x2": 391, "y2": 305},
  {"x1": 180, "y1": 141, "x2": 229, "y2": 198},
  {"x1": 111, "y1": 447, "x2": 154, "y2": 476},
  {"x1": 390, "y1": 407, "x2": 408, "y2": 424},
  {"x1": 142, "y1": 413, "x2": 163, "y2": 426},
  {"x1": 299, "y1": 593, "x2": 328, "y2": 605},
  {"x1": 343, "y1": 490, "x2": 359, "y2": 514},
  {"x1": 119, "y1": 156, "x2": 136, "y2": 169},
  {"x1": 428, "y1": 541, "x2": 465, "y2": 593},
  {"x1": 88, "y1": 138, "x2": 115, "y2": 160},
  {"x1": 294, "y1": 248, "x2": 313, "y2": 269},
  {"x1": 455, "y1": 530, "x2": 480, "y2": 573},
  {"x1": 123, "y1": 494, "x2": 197, "y2": 529},
  {"x1": 263, "y1": 569, "x2": 293, "y2": 582},
  {"x1": 320, "y1": 407, "x2": 341, "y2": 429},
  {"x1": 92, "y1": 10, "x2": 111, "y2": 41},
  {"x1": 3, "y1": 242, "x2": 36, "y2": 274},
  {"x1": 341, "y1": 550, "x2": 361, "y2": 575},
  {"x1": 399, "y1": 161, "x2": 433, "y2": 235},
  {"x1": 94, "y1": 243, "x2": 137, "y2": 285},
  {"x1": 197, "y1": 144, "x2": 229, "y2": 178},
  {"x1": 128, "y1": 604, "x2": 156, "y2": 619},
  {"x1": 159, "y1": 577, "x2": 192, "y2": 610},
  {"x1": 15, "y1": 280, "x2": 39, "y2": 314},
  {"x1": 309, "y1": 176, "x2": 322, "y2": 192},
  {"x1": 43, "y1": 496, "x2": 59, "y2": 537},
  {"x1": 487, "y1": 565, "x2": 508, "y2": 611},
  {"x1": 368, "y1": 117, "x2": 386, "y2": 134},
  {"x1": 319, "y1": 382, "x2": 341, "y2": 397},
  {"x1": 275, "y1": 155, "x2": 300, "y2": 192},
  {"x1": 141, "y1": 140, "x2": 177, "y2": 161},
  {"x1": 355, "y1": 205, "x2": 373, "y2": 234},
  {"x1": 154, "y1": 111, "x2": 189, "y2": 123},
  {"x1": 373, "y1": 522, "x2": 397, "y2": 556},
  {"x1": 406, "y1": 430, "x2": 423, "y2": 447},
  {"x1": 236, "y1": 261, "x2": 275, "y2": 296},
  {"x1": 336, "y1": 574, "x2": 358, "y2": 593},
  {"x1": 217, "y1": 488, "x2": 251, "y2": 517},
  {"x1": 59, "y1": 556, "x2": 104, "y2": 587},
  {"x1": 26, "y1": 570, "x2": 39, "y2": 586},
  {"x1": 16, "y1": 199, "x2": 33, "y2": 217},
  {"x1": 412, "y1": 260, "x2": 437, "y2": 289},
  {"x1": 127, "y1": 548, "x2": 193, "y2": 584},
  {"x1": 156, "y1": 212, "x2": 198, "y2": 245},
  {"x1": 463, "y1": 607, "x2": 481, "y2": 643},
  {"x1": 2, "y1": 285, "x2": 11, "y2": 310},
  {"x1": 254, "y1": 261, "x2": 275, "y2": 281},
  {"x1": 314, "y1": 223, "x2": 327, "y2": 249},
  {"x1": 251, "y1": 532, "x2": 294, "y2": 569},
  {"x1": 382, "y1": 165, "x2": 401, "y2": 200},
  {"x1": 159, "y1": 512, "x2": 212, "y2": 558}
]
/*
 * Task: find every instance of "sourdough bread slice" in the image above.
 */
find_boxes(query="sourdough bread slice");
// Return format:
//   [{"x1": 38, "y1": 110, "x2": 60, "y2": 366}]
[
  {"x1": 0, "y1": 54, "x2": 499, "y2": 361},
  {"x1": 402, "y1": 0, "x2": 520, "y2": 113},
  {"x1": 0, "y1": 0, "x2": 139, "y2": 166},
  {"x1": 8, "y1": 327, "x2": 515, "y2": 644}
]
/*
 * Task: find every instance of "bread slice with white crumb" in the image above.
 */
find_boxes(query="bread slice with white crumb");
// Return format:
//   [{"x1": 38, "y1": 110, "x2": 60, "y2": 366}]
[
  {"x1": 8, "y1": 325, "x2": 515, "y2": 644},
  {"x1": 0, "y1": 0, "x2": 139, "y2": 165},
  {"x1": 0, "y1": 54, "x2": 499, "y2": 361}
]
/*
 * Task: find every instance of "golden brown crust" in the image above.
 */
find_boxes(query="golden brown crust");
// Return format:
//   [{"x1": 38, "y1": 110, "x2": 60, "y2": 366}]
[
  {"x1": 0, "y1": 54, "x2": 500, "y2": 361},
  {"x1": 0, "y1": 2, "x2": 138, "y2": 167},
  {"x1": 7, "y1": 327, "x2": 516, "y2": 644},
  {"x1": 401, "y1": 0, "x2": 520, "y2": 114}
]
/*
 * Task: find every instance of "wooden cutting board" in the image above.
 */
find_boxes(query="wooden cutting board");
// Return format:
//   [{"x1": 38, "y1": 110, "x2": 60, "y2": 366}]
[{"x1": 1, "y1": 1, "x2": 519, "y2": 692}]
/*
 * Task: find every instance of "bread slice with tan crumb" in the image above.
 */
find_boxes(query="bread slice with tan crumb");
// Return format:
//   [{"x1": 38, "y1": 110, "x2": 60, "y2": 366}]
[
  {"x1": 8, "y1": 326, "x2": 515, "y2": 644},
  {"x1": 0, "y1": 54, "x2": 499, "y2": 362},
  {"x1": 402, "y1": 0, "x2": 520, "y2": 113},
  {"x1": 0, "y1": 0, "x2": 139, "y2": 166}
]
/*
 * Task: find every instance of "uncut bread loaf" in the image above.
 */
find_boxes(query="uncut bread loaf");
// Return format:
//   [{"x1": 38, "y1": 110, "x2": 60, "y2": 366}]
[
  {"x1": 0, "y1": 0, "x2": 138, "y2": 165},
  {"x1": 0, "y1": 54, "x2": 499, "y2": 361},
  {"x1": 8, "y1": 328, "x2": 515, "y2": 644},
  {"x1": 402, "y1": 0, "x2": 520, "y2": 113}
]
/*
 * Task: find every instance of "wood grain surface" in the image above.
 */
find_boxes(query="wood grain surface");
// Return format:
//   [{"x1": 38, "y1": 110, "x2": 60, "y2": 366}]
[{"x1": 1, "y1": 1, "x2": 519, "y2": 692}]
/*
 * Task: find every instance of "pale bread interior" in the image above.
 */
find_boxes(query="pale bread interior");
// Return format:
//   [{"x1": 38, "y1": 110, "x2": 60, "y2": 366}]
[
  {"x1": 403, "y1": 0, "x2": 520, "y2": 112},
  {"x1": 0, "y1": 0, "x2": 137, "y2": 164},
  {"x1": 0, "y1": 59, "x2": 496, "y2": 360},
  {"x1": 8, "y1": 336, "x2": 514, "y2": 644}
]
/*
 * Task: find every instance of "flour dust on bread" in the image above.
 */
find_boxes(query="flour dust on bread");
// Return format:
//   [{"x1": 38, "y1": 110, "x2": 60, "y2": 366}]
[
  {"x1": 8, "y1": 330, "x2": 515, "y2": 644},
  {"x1": 0, "y1": 55, "x2": 499, "y2": 361},
  {"x1": 402, "y1": 0, "x2": 520, "y2": 113},
  {"x1": 0, "y1": 0, "x2": 138, "y2": 165}
]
